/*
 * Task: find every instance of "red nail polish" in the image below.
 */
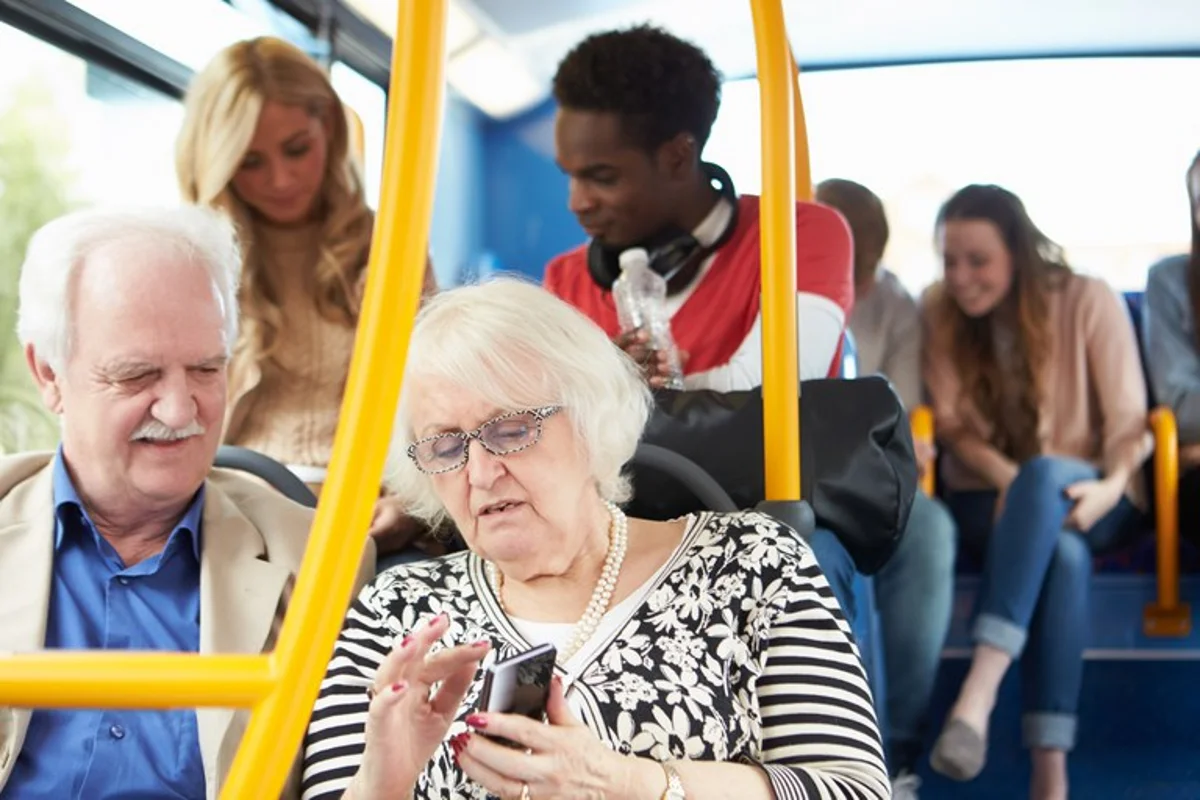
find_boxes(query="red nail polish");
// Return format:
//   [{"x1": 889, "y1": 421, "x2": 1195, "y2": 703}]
[
  {"x1": 391, "y1": 681, "x2": 407, "y2": 693},
  {"x1": 465, "y1": 713, "x2": 487, "y2": 729},
  {"x1": 471, "y1": 639, "x2": 489, "y2": 648},
  {"x1": 400, "y1": 635, "x2": 413, "y2": 648}
]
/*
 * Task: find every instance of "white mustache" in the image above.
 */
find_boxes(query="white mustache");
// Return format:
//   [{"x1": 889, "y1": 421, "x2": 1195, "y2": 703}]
[{"x1": 130, "y1": 419, "x2": 206, "y2": 442}]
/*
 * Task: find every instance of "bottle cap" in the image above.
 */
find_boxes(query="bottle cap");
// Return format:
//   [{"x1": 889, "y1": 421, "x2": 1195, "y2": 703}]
[{"x1": 618, "y1": 247, "x2": 651, "y2": 272}]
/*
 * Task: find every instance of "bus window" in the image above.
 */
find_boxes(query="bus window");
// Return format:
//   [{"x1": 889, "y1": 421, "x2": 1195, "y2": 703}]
[
  {"x1": 708, "y1": 57, "x2": 1200, "y2": 294},
  {"x1": 0, "y1": 20, "x2": 185, "y2": 453}
]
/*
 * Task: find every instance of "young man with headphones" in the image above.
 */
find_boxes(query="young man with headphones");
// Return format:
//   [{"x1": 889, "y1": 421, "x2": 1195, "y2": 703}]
[
  {"x1": 543, "y1": 29, "x2": 951, "y2": 798},
  {"x1": 542, "y1": 23, "x2": 862, "y2": 656},
  {"x1": 543, "y1": 26, "x2": 854, "y2": 391}
]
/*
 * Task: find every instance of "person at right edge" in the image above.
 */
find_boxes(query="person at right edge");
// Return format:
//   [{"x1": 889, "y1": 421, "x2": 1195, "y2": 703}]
[{"x1": 1142, "y1": 150, "x2": 1200, "y2": 544}]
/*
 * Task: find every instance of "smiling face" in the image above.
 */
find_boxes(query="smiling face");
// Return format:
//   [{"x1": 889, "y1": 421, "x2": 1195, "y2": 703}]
[
  {"x1": 938, "y1": 218, "x2": 1016, "y2": 318},
  {"x1": 229, "y1": 100, "x2": 329, "y2": 225},
  {"x1": 407, "y1": 376, "x2": 606, "y2": 580}
]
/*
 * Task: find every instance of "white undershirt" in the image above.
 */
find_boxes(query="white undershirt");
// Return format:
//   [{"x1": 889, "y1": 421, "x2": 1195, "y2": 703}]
[
  {"x1": 659, "y1": 198, "x2": 846, "y2": 390},
  {"x1": 507, "y1": 534, "x2": 681, "y2": 681}
]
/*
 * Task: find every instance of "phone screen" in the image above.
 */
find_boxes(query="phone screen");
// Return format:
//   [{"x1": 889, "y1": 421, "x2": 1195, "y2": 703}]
[{"x1": 476, "y1": 643, "x2": 557, "y2": 743}]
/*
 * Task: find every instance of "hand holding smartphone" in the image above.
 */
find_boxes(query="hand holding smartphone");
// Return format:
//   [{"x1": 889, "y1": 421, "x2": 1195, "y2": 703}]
[{"x1": 474, "y1": 643, "x2": 557, "y2": 747}]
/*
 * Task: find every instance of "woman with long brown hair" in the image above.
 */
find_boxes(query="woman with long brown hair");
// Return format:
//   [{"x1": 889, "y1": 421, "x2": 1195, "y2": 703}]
[
  {"x1": 922, "y1": 184, "x2": 1150, "y2": 798},
  {"x1": 176, "y1": 36, "x2": 436, "y2": 558},
  {"x1": 1143, "y1": 151, "x2": 1200, "y2": 541}
]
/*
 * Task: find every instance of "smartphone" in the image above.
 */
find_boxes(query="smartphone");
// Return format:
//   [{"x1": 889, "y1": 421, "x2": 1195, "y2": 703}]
[{"x1": 474, "y1": 643, "x2": 557, "y2": 747}]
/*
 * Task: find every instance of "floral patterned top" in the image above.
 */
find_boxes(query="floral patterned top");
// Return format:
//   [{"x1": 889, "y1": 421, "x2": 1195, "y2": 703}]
[{"x1": 300, "y1": 511, "x2": 888, "y2": 799}]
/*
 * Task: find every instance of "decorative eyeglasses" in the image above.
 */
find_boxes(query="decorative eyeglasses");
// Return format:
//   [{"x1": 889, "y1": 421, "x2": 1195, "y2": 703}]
[{"x1": 406, "y1": 406, "x2": 562, "y2": 474}]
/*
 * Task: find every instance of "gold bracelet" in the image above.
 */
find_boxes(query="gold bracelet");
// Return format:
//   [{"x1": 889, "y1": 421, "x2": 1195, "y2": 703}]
[{"x1": 658, "y1": 761, "x2": 686, "y2": 800}]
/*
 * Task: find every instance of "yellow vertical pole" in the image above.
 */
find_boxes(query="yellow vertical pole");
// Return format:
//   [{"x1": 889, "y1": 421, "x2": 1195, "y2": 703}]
[
  {"x1": 789, "y1": 49, "x2": 813, "y2": 202},
  {"x1": 910, "y1": 405, "x2": 936, "y2": 496},
  {"x1": 219, "y1": 1, "x2": 448, "y2": 796},
  {"x1": 750, "y1": 0, "x2": 800, "y2": 501}
]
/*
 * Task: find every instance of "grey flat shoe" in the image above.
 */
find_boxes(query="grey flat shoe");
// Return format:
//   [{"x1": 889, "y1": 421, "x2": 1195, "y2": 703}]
[{"x1": 930, "y1": 718, "x2": 987, "y2": 781}]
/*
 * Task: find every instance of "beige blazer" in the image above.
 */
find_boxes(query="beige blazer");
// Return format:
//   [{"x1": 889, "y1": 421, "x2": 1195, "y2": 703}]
[{"x1": 0, "y1": 452, "x2": 375, "y2": 799}]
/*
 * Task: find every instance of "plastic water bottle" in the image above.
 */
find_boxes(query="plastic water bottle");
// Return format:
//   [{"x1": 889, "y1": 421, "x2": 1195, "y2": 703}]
[{"x1": 612, "y1": 248, "x2": 686, "y2": 390}]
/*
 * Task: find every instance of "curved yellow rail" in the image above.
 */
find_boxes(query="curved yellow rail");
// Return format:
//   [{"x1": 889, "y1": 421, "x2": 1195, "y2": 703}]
[
  {"x1": 751, "y1": 0, "x2": 801, "y2": 501},
  {"x1": 910, "y1": 404, "x2": 936, "y2": 497},
  {"x1": 223, "y1": 2, "x2": 447, "y2": 794},
  {"x1": 1144, "y1": 406, "x2": 1190, "y2": 637},
  {"x1": 789, "y1": 50, "x2": 812, "y2": 202},
  {"x1": 0, "y1": 2, "x2": 446, "y2": 798}
]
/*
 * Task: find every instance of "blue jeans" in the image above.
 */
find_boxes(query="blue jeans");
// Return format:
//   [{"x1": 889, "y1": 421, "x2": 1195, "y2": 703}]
[
  {"x1": 807, "y1": 527, "x2": 858, "y2": 623},
  {"x1": 874, "y1": 491, "x2": 957, "y2": 773},
  {"x1": 946, "y1": 456, "x2": 1140, "y2": 751}
]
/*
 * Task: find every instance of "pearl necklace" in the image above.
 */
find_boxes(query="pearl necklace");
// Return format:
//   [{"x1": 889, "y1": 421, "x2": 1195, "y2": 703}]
[{"x1": 486, "y1": 500, "x2": 629, "y2": 663}]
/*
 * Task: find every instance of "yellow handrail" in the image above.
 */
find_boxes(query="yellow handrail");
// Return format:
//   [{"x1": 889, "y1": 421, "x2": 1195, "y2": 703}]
[
  {"x1": 0, "y1": 2, "x2": 446, "y2": 798},
  {"x1": 751, "y1": 0, "x2": 801, "y2": 501},
  {"x1": 1144, "y1": 406, "x2": 1191, "y2": 637},
  {"x1": 223, "y1": 1, "x2": 447, "y2": 794},
  {"x1": 0, "y1": 653, "x2": 272, "y2": 709},
  {"x1": 789, "y1": 49, "x2": 812, "y2": 202},
  {"x1": 910, "y1": 404, "x2": 936, "y2": 497}
]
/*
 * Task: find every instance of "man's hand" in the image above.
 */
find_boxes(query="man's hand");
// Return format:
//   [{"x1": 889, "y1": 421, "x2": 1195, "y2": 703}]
[{"x1": 613, "y1": 329, "x2": 688, "y2": 389}]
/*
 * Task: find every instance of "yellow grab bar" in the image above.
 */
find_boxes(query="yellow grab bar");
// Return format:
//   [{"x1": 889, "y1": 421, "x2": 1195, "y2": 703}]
[
  {"x1": 346, "y1": 105, "x2": 368, "y2": 167},
  {"x1": 222, "y1": 1, "x2": 447, "y2": 794},
  {"x1": 0, "y1": 2, "x2": 447, "y2": 798},
  {"x1": 1144, "y1": 406, "x2": 1190, "y2": 637},
  {"x1": 789, "y1": 49, "x2": 812, "y2": 202},
  {"x1": 910, "y1": 404, "x2": 936, "y2": 497},
  {"x1": 751, "y1": 0, "x2": 802, "y2": 500},
  {"x1": 0, "y1": 653, "x2": 273, "y2": 709}
]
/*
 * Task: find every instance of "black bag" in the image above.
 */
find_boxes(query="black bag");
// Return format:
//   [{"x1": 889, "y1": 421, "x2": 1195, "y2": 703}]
[{"x1": 624, "y1": 376, "x2": 917, "y2": 574}]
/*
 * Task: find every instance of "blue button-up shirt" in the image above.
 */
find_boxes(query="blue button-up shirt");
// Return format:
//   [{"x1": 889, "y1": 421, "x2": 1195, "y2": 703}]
[{"x1": 3, "y1": 451, "x2": 206, "y2": 800}]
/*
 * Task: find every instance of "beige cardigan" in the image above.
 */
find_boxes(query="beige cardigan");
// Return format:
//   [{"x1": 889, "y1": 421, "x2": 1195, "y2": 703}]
[
  {"x1": 922, "y1": 273, "x2": 1152, "y2": 505},
  {"x1": 223, "y1": 223, "x2": 357, "y2": 481}
]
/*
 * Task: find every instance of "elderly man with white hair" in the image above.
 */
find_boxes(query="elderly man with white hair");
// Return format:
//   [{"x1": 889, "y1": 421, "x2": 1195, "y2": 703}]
[{"x1": 0, "y1": 205, "x2": 374, "y2": 800}]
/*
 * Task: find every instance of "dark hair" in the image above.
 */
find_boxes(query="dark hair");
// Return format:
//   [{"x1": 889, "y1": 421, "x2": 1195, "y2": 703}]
[
  {"x1": 815, "y1": 178, "x2": 890, "y2": 286},
  {"x1": 1186, "y1": 152, "x2": 1200, "y2": 346},
  {"x1": 552, "y1": 25, "x2": 722, "y2": 153},
  {"x1": 932, "y1": 184, "x2": 1071, "y2": 461}
]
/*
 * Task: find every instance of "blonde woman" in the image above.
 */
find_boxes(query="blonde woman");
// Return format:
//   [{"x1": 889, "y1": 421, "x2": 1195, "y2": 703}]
[{"x1": 176, "y1": 36, "x2": 436, "y2": 559}]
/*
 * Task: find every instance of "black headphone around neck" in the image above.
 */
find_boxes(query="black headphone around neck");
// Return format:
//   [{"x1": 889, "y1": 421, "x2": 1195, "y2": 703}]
[{"x1": 586, "y1": 162, "x2": 740, "y2": 295}]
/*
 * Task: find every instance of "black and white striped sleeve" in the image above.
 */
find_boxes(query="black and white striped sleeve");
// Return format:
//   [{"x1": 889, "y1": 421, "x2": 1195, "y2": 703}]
[
  {"x1": 300, "y1": 588, "x2": 395, "y2": 800},
  {"x1": 756, "y1": 544, "x2": 890, "y2": 800}
]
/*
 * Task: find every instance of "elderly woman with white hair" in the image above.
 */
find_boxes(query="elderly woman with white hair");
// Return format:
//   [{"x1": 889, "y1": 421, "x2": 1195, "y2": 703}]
[{"x1": 301, "y1": 278, "x2": 888, "y2": 800}]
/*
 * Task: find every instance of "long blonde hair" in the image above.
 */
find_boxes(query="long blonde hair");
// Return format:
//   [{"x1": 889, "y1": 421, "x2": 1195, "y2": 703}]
[{"x1": 176, "y1": 36, "x2": 372, "y2": 364}]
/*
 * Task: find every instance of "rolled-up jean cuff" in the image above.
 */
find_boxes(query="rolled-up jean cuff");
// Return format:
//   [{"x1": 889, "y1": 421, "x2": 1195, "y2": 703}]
[
  {"x1": 1022, "y1": 712, "x2": 1077, "y2": 751},
  {"x1": 972, "y1": 613, "x2": 1027, "y2": 657}
]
